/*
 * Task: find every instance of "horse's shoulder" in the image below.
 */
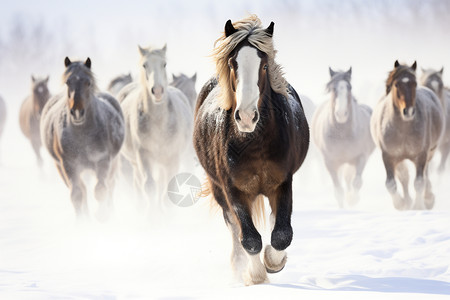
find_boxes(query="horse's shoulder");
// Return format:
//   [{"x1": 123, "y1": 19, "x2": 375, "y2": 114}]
[{"x1": 97, "y1": 92, "x2": 123, "y2": 116}]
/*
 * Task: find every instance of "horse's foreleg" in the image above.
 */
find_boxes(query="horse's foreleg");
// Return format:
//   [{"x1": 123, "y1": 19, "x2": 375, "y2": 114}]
[
  {"x1": 264, "y1": 177, "x2": 293, "y2": 275},
  {"x1": 382, "y1": 152, "x2": 405, "y2": 210},
  {"x1": 226, "y1": 185, "x2": 267, "y2": 285},
  {"x1": 396, "y1": 161, "x2": 412, "y2": 207},
  {"x1": 324, "y1": 159, "x2": 344, "y2": 208},
  {"x1": 212, "y1": 184, "x2": 248, "y2": 281},
  {"x1": 438, "y1": 141, "x2": 450, "y2": 173},
  {"x1": 413, "y1": 153, "x2": 427, "y2": 210},
  {"x1": 63, "y1": 163, "x2": 87, "y2": 218},
  {"x1": 31, "y1": 136, "x2": 43, "y2": 167},
  {"x1": 94, "y1": 157, "x2": 114, "y2": 221}
]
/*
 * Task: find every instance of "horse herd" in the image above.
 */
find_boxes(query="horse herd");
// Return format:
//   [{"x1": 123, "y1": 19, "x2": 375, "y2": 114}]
[{"x1": 0, "y1": 15, "x2": 449, "y2": 285}]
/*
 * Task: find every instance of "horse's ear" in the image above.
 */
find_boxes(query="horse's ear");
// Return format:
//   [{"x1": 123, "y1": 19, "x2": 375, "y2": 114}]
[
  {"x1": 421, "y1": 67, "x2": 425, "y2": 73},
  {"x1": 31, "y1": 75, "x2": 36, "y2": 83},
  {"x1": 192, "y1": 72, "x2": 197, "y2": 83},
  {"x1": 64, "y1": 57, "x2": 71, "y2": 67},
  {"x1": 162, "y1": 43, "x2": 167, "y2": 53},
  {"x1": 411, "y1": 61, "x2": 417, "y2": 71},
  {"x1": 347, "y1": 67, "x2": 352, "y2": 77},
  {"x1": 329, "y1": 67, "x2": 336, "y2": 77},
  {"x1": 394, "y1": 60, "x2": 400, "y2": 68},
  {"x1": 440, "y1": 67, "x2": 444, "y2": 75},
  {"x1": 225, "y1": 20, "x2": 237, "y2": 37},
  {"x1": 172, "y1": 73, "x2": 178, "y2": 80},
  {"x1": 85, "y1": 57, "x2": 91, "y2": 69},
  {"x1": 138, "y1": 45, "x2": 147, "y2": 56},
  {"x1": 265, "y1": 22, "x2": 275, "y2": 37},
  {"x1": 45, "y1": 76, "x2": 49, "y2": 83}
]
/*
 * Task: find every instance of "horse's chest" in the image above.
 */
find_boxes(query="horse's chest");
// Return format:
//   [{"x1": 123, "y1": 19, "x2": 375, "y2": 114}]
[{"x1": 229, "y1": 157, "x2": 286, "y2": 195}]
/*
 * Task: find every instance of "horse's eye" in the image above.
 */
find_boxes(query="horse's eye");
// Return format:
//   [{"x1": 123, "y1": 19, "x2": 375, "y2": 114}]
[
  {"x1": 263, "y1": 65, "x2": 268, "y2": 70},
  {"x1": 163, "y1": 63, "x2": 167, "y2": 68},
  {"x1": 143, "y1": 64, "x2": 147, "y2": 69}
]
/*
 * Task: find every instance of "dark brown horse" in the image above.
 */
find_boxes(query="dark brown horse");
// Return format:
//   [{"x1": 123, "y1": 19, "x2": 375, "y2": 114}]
[
  {"x1": 193, "y1": 15, "x2": 309, "y2": 285},
  {"x1": 19, "y1": 75, "x2": 50, "y2": 166}
]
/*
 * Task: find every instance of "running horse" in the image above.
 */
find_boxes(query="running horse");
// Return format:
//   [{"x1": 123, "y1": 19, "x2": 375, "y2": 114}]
[
  {"x1": 41, "y1": 57, "x2": 125, "y2": 220},
  {"x1": 193, "y1": 16, "x2": 309, "y2": 285},
  {"x1": 371, "y1": 61, "x2": 444, "y2": 210}
]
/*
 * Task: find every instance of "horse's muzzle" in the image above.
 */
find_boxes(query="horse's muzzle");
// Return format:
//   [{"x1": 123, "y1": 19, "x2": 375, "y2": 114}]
[{"x1": 235, "y1": 109, "x2": 259, "y2": 133}]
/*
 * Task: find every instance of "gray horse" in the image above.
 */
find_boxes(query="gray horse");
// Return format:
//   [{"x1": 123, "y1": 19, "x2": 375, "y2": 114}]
[
  {"x1": 107, "y1": 73, "x2": 132, "y2": 97},
  {"x1": 41, "y1": 57, "x2": 125, "y2": 219},
  {"x1": 119, "y1": 44, "x2": 192, "y2": 213},
  {"x1": 371, "y1": 61, "x2": 444, "y2": 210},
  {"x1": 19, "y1": 75, "x2": 51, "y2": 166},
  {"x1": 312, "y1": 67, "x2": 374, "y2": 207},
  {"x1": 170, "y1": 73, "x2": 197, "y2": 111},
  {"x1": 420, "y1": 67, "x2": 450, "y2": 172}
]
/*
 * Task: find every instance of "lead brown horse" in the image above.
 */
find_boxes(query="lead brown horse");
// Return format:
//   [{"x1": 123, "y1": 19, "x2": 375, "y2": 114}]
[{"x1": 193, "y1": 15, "x2": 309, "y2": 285}]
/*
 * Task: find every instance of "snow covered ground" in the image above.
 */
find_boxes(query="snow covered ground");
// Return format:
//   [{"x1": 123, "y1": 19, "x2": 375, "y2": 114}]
[{"x1": 1, "y1": 1, "x2": 450, "y2": 299}]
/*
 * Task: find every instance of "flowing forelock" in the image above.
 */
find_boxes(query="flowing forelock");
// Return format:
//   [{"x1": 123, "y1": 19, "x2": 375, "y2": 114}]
[{"x1": 212, "y1": 15, "x2": 287, "y2": 110}]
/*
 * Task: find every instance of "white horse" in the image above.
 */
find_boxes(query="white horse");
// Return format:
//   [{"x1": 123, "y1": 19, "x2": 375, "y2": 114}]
[
  {"x1": 312, "y1": 67, "x2": 374, "y2": 207},
  {"x1": 119, "y1": 44, "x2": 193, "y2": 214}
]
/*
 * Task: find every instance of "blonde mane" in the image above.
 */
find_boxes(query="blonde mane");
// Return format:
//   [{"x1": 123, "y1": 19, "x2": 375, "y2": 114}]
[{"x1": 212, "y1": 15, "x2": 288, "y2": 110}]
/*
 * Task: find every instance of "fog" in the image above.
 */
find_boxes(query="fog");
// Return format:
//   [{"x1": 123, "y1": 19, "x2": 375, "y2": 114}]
[{"x1": 1, "y1": 1, "x2": 450, "y2": 298}]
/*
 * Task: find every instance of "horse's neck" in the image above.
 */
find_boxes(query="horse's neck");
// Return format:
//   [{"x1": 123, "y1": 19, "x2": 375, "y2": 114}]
[{"x1": 141, "y1": 86, "x2": 169, "y2": 115}]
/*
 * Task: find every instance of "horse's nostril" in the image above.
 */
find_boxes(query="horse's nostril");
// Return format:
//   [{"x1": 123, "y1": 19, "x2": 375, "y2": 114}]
[
  {"x1": 252, "y1": 111, "x2": 259, "y2": 123},
  {"x1": 70, "y1": 108, "x2": 75, "y2": 116},
  {"x1": 80, "y1": 109, "x2": 85, "y2": 117},
  {"x1": 235, "y1": 110, "x2": 241, "y2": 121},
  {"x1": 151, "y1": 87, "x2": 155, "y2": 95},
  {"x1": 403, "y1": 108, "x2": 408, "y2": 116}
]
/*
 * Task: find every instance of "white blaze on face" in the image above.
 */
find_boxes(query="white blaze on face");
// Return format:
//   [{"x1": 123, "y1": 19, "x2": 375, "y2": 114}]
[
  {"x1": 143, "y1": 55, "x2": 167, "y2": 102},
  {"x1": 235, "y1": 46, "x2": 261, "y2": 133},
  {"x1": 334, "y1": 80, "x2": 349, "y2": 123}
]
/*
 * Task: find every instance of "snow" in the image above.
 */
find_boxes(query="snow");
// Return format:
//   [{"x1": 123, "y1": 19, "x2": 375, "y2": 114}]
[{"x1": 1, "y1": 1, "x2": 450, "y2": 299}]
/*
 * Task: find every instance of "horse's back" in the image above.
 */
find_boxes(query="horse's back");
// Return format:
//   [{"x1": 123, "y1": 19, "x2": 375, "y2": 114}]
[
  {"x1": 117, "y1": 82, "x2": 140, "y2": 104},
  {"x1": 195, "y1": 77, "x2": 218, "y2": 116}
]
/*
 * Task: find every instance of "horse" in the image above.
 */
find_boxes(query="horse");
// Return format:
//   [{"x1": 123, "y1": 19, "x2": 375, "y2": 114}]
[
  {"x1": 119, "y1": 44, "x2": 192, "y2": 213},
  {"x1": 420, "y1": 67, "x2": 450, "y2": 172},
  {"x1": 0, "y1": 95, "x2": 6, "y2": 162},
  {"x1": 312, "y1": 67, "x2": 374, "y2": 208},
  {"x1": 371, "y1": 61, "x2": 444, "y2": 210},
  {"x1": 107, "y1": 73, "x2": 132, "y2": 97},
  {"x1": 40, "y1": 57, "x2": 125, "y2": 220},
  {"x1": 19, "y1": 75, "x2": 51, "y2": 166},
  {"x1": 170, "y1": 73, "x2": 197, "y2": 111},
  {"x1": 193, "y1": 15, "x2": 309, "y2": 285}
]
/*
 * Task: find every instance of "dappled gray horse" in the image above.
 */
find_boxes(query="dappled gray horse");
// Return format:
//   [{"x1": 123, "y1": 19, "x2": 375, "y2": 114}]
[
  {"x1": 19, "y1": 75, "x2": 50, "y2": 166},
  {"x1": 119, "y1": 44, "x2": 192, "y2": 213},
  {"x1": 170, "y1": 73, "x2": 197, "y2": 111},
  {"x1": 107, "y1": 73, "x2": 132, "y2": 97},
  {"x1": 371, "y1": 61, "x2": 444, "y2": 210},
  {"x1": 420, "y1": 67, "x2": 450, "y2": 172},
  {"x1": 41, "y1": 57, "x2": 125, "y2": 219},
  {"x1": 312, "y1": 67, "x2": 374, "y2": 207}
]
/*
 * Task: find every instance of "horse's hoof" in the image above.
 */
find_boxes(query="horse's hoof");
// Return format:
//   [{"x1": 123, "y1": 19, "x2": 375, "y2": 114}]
[
  {"x1": 241, "y1": 236, "x2": 262, "y2": 254},
  {"x1": 263, "y1": 245, "x2": 287, "y2": 274},
  {"x1": 271, "y1": 226, "x2": 293, "y2": 251}
]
